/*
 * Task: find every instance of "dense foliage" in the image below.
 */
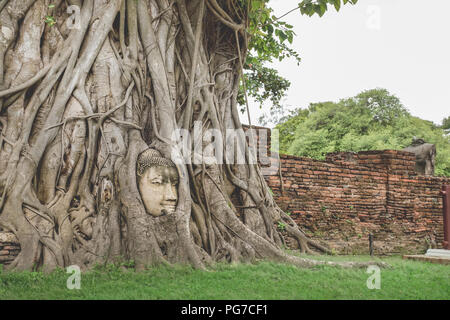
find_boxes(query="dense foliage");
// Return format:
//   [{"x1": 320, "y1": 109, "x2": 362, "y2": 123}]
[
  {"x1": 275, "y1": 89, "x2": 450, "y2": 177},
  {"x1": 442, "y1": 116, "x2": 450, "y2": 130}
]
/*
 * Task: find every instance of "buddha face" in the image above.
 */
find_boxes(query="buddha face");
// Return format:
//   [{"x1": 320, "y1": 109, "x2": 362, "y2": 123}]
[{"x1": 138, "y1": 165, "x2": 179, "y2": 216}]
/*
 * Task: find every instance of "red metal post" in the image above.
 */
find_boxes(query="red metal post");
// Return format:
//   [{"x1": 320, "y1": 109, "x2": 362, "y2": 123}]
[{"x1": 441, "y1": 185, "x2": 450, "y2": 250}]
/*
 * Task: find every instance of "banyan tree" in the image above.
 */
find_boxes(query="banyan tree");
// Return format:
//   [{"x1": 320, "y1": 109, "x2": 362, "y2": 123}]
[{"x1": 0, "y1": 0, "x2": 377, "y2": 271}]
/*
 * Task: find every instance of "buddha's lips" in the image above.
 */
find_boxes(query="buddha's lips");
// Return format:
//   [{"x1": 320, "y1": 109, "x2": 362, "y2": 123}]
[{"x1": 161, "y1": 203, "x2": 176, "y2": 213}]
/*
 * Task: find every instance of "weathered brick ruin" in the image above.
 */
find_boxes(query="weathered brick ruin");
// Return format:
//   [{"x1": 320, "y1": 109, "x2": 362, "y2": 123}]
[
  {"x1": 255, "y1": 125, "x2": 450, "y2": 255},
  {"x1": 1, "y1": 125, "x2": 449, "y2": 265},
  {"x1": 270, "y1": 151, "x2": 449, "y2": 254}
]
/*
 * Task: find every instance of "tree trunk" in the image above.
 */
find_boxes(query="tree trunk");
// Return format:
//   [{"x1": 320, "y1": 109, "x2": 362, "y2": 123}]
[{"x1": 0, "y1": 0, "x2": 382, "y2": 271}]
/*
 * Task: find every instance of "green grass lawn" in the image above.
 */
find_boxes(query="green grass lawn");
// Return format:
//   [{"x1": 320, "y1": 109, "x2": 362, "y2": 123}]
[{"x1": 0, "y1": 255, "x2": 448, "y2": 300}]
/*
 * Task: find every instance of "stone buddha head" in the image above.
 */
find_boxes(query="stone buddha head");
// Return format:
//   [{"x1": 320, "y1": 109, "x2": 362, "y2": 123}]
[{"x1": 136, "y1": 148, "x2": 179, "y2": 216}]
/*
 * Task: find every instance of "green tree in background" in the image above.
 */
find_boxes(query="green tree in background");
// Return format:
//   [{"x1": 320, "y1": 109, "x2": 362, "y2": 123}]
[
  {"x1": 276, "y1": 89, "x2": 450, "y2": 177},
  {"x1": 442, "y1": 116, "x2": 450, "y2": 130}
]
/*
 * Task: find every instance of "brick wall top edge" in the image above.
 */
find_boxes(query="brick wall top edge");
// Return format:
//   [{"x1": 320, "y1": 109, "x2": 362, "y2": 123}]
[
  {"x1": 326, "y1": 150, "x2": 415, "y2": 157},
  {"x1": 279, "y1": 154, "x2": 387, "y2": 174}
]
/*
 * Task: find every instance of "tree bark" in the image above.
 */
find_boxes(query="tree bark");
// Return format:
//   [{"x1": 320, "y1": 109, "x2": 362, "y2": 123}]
[{"x1": 0, "y1": 0, "x2": 385, "y2": 271}]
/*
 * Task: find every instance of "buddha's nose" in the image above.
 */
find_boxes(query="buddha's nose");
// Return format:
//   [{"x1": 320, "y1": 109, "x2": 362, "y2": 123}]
[{"x1": 164, "y1": 183, "x2": 177, "y2": 201}]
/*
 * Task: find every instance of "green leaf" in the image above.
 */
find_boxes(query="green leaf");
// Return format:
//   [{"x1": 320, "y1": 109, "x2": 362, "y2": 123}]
[
  {"x1": 313, "y1": 5, "x2": 322, "y2": 16},
  {"x1": 319, "y1": 3, "x2": 327, "y2": 16},
  {"x1": 334, "y1": 0, "x2": 341, "y2": 11}
]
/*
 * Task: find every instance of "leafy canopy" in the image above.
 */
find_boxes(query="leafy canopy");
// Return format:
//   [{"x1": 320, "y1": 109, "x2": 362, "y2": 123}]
[{"x1": 275, "y1": 88, "x2": 450, "y2": 177}]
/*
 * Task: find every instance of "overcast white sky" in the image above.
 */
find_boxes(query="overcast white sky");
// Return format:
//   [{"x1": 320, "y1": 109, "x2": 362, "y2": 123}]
[{"x1": 241, "y1": 0, "x2": 450, "y2": 128}]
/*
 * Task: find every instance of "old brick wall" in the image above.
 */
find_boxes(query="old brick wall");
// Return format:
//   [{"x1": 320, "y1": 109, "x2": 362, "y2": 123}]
[
  {"x1": 269, "y1": 153, "x2": 389, "y2": 254},
  {"x1": 251, "y1": 123, "x2": 450, "y2": 254},
  {"x1": 266, "y1": 152, "x2": 450, "y2": 254}
]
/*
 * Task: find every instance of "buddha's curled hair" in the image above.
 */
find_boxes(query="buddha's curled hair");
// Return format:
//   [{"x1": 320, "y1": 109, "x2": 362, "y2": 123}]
[{"x1": 137, "y1": 148, "x2": 176, "y2": 177}]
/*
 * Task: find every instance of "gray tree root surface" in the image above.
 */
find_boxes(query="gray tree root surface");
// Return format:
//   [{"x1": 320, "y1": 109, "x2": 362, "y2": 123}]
[{"x1": 0, "y1": 0, "x2": 386, "y2": 271}]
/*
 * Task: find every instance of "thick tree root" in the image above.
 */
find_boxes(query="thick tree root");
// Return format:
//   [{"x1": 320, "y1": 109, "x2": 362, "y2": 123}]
[{"x1": 0, "y1": 0, "x2": 389, "y2": 272}]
